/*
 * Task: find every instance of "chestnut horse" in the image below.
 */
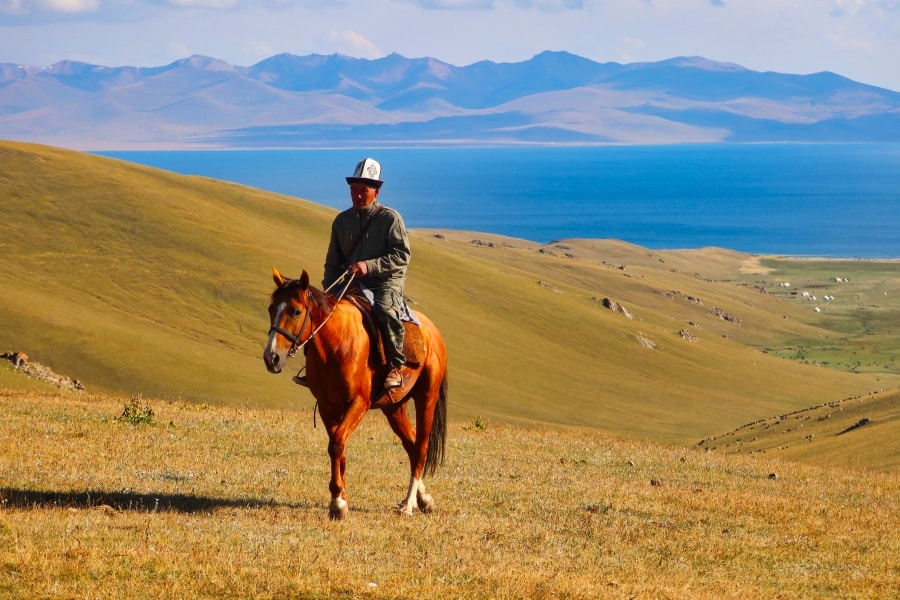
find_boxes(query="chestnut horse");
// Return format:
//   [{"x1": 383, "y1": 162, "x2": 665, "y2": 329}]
[{"x1": 263, "y1": 268, "x2": 447, "y2": 519}]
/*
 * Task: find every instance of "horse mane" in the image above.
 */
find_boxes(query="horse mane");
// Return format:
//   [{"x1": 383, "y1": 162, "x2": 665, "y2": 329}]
[
  {"x1": 272, "y1": 278, "x2": 338, "y2": 321},
  {"x1": 308, "y1": 285, "x2": 339, "y2": 319}
]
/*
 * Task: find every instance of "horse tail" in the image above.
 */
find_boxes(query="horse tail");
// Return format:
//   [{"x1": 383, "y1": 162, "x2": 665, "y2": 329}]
[{"x1": 424, "y1": 374, "x2": 448, "y2": 477}]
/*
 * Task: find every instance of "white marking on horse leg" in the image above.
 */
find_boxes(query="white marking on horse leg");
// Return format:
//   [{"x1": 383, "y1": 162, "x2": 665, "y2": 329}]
[
  {"x1": 329, "y1": 497, "x2": 349, "y2": 520},
  {"x1": 398, "y1": 476, "x2": 420, "y2": 516},
  {"x1": 416, "y1": 479, "x2": 435, "y2": 513}
]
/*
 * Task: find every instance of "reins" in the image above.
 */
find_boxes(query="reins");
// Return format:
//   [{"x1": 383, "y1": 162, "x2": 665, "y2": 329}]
[
  {"x1": 272, "y1": 269, "x2": 356, "y2": 429},
  {"x1": 282, "y1": 269, "x2": 356, "y2": 360}
]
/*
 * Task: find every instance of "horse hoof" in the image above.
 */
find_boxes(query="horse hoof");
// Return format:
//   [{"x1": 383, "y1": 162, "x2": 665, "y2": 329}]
[
  {"x1": 396, "y1": 504, "x2": 414, "y2": 517},
  {"x1": 417, "y1": 493, "x2": 435, "y2": 513},
  {"x1": 329, "y1": 498, "x2": 349, "y2": 520}
]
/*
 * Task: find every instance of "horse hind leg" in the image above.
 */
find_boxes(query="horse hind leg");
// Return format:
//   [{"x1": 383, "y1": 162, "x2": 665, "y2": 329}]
[
  {"x1": 386, "y1": 375, "x2": 447, "y2": 516},
  {"x1": 399, "y1": 476, "x2": 434, "y2": 516},
  {"x1": 412, "y1": 478, "x2": 434, "y2": 513},
  {"x1": 383, "y1": 403, "x2": 432, "y2": 516}
]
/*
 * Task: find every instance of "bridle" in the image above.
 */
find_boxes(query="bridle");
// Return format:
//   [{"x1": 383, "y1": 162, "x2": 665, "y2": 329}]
[
  {"x1": 267, "y1": 270, "x2": 357, "y2": 429},
  {"x1": 268, "y1": 290, "x2": 314, "y2": 360},
  {"x1": 268, "y1": 270, "x2": 356, "y2": 359}
]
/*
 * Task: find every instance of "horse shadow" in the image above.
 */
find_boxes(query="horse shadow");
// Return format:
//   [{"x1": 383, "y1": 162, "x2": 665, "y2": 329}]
[{"x1": 0, "y1": 487, "x2": 314, "y2": 513}]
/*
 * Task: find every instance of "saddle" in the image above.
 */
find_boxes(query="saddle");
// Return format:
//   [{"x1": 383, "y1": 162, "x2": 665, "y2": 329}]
[{"x1": 344, "y1": 288, "x2": 425, "y2": 369}]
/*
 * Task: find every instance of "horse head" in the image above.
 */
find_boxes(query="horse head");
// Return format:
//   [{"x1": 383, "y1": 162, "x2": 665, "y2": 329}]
[{"x1": 263, "y1": 267, "x2": 313, "y2": 373}]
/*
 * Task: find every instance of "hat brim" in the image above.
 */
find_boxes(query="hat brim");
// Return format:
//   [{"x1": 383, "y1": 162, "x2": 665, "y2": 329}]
[{"x1": 346, "y1": 177, "x2": 383, "y2": 189}]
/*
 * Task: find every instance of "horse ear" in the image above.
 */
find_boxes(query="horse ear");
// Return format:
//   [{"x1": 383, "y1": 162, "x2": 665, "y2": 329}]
[
  {"x1": 273, "y1": 267, "x2": 288, "y2": 287},
  {"x1": 299, "y1": 270, "x2": 310, "y2": 289}
]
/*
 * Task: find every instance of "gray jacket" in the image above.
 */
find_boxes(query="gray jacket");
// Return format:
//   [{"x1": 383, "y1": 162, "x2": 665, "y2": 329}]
[{"x1": 323, "y1": 201, "x2": 410, "y2": 290}]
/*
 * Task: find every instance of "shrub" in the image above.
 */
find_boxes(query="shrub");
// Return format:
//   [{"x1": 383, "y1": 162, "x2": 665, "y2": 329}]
[{"x1": 117, "y1": 394, "x2": 154, "y2": 425}]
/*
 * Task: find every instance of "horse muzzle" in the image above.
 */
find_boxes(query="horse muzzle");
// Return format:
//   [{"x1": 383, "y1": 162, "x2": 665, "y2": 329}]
[{"x1": 263, "y1": 349, "x2": 285, "y2": 374}]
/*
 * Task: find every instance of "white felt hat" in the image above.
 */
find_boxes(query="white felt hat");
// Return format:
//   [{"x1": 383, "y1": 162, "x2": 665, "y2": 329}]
[{"x1": 346, "y1": 157, "x2": 383, "y2": 188}]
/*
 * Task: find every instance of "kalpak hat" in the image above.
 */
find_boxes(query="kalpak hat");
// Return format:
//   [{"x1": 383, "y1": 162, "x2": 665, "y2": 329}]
[{"x1": 346, "y1": 157, "x2": 383, "y2": 189}]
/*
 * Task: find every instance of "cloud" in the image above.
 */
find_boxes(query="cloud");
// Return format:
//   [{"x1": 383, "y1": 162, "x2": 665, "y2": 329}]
[
  {"x1": 243, "y1": 40, "x2": 279, "y2": 60},
  {"x1": 615, "y1": 35, "x2": 646, "y2": 63},
  {"x1": 0, "y1": 0, "x2": 329, "y2": 16},
  {"x1": 327, "y1": 29, "x2": 384, "y2": 58},
  {"x1": 830, "y1": 0, "x2": 900, "y2": 17},
  {"x1": 511, "y1": 0, "x2": 586, "y2": 9},
  {"x1": 826, "y1": 31, "x2": 874, "y2": 51},
  {"x1": 0, "y1": 0, "x2": 589, "y2": 18},
  {"x1": 392, "y1": 0, "x2": 493, "y2": 8},
  {"x1": 830, "y1": 0, "x2": 866, "y2": 16},
  {"x1": 393, "y1": 0, "x2": 590, "y2": 9},
  {"x1": 45, "y1": 0, "x2": 99, "y2": 10},
  {"x1": 0, "y1": 0, "x2": 100, "y2": 13},
  {"x1": 151, "y1": 0, "x2": 333, "y2": 8},
  {"x1": 155, "y1": 0, "x2": 241, "y2": 8},
  {"x1": 164, "y1": 40, "x2": 192, "y2": 58}
]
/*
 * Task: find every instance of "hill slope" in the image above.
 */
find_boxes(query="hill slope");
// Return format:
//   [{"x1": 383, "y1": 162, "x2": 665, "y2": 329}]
[
  {"x1": 701, "y1": 388, "x2": 900, "y2": 473},
  {"x1": 2, "y1": 141, "x2": 898, "y2": 456}
]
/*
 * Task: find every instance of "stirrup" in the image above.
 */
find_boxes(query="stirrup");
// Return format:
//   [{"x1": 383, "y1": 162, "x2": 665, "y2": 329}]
[{"x1": 292, "y1": 367, "x2": 309, "y2": 387}]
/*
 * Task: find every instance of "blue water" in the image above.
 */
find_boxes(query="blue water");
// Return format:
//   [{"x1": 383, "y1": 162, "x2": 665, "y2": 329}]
[{"x1": 96, "y1": 144, "x2": 900, "y2": 258}]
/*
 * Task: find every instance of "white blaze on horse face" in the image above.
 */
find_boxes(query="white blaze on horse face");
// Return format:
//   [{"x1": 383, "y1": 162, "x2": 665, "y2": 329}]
[{"x1": 265, "y1": 302, "x2": 288, "y2": 356}]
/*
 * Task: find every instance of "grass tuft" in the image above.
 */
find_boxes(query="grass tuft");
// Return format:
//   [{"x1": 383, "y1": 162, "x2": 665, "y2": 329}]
[{"x1": 117, "y1": 394, "x2": 155, "y2": 425}]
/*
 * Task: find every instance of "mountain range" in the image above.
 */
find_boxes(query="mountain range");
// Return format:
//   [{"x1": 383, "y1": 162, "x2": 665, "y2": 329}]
[{"x1": 1, "y1": 51, "x2": 899, "y2": 149}]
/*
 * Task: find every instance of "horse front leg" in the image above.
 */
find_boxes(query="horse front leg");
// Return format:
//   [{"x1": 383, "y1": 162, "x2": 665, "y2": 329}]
[{"x1": 324, "y1": 400, "x2": 368, "y2": 520}]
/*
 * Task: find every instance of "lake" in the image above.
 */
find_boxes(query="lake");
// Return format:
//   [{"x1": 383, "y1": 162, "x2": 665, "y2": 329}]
[{"x1": 97, "y1": 144, "x2": 900, "y2": 258}]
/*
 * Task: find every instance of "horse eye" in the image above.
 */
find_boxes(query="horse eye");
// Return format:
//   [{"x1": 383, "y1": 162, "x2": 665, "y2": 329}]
[{"x1": 292, "y1": 308, "x2": 303, "y2": 318}]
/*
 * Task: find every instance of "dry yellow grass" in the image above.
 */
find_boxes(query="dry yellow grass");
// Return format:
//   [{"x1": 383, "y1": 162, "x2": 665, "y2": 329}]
[{"x1": 1, "y1": 388, "x2": 896, "y2": 599}]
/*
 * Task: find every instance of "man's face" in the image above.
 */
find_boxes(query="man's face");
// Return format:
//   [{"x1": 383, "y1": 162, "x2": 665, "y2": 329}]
[{"x1": 350, "y1": 183, "x2": 379, "y2": 210}]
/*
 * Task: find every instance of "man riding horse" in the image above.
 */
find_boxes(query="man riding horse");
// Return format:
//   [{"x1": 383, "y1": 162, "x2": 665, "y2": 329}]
[
  {"x1": 309, "y1": 157, "x2": 410, "y2": 390},
  {"x1": 326, "y1": 158, "x2": 409, "y2": 389},
  {"x1": 264, "y1": 158, "x2": 447, "y2": 519}
]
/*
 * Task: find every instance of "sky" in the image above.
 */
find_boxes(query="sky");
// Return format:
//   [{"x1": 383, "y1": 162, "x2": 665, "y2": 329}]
[{"x1": 1, "y1": 0, "x2": 899, "y2": 92}]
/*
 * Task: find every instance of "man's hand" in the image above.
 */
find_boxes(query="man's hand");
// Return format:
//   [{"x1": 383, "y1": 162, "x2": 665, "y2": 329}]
[{"x1": 349, "y1": 261, "x2": 369, "y2": 277}]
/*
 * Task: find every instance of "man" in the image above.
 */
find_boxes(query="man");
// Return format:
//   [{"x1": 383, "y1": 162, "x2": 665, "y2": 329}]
[{"x1": 322, "y1": 158, "x2": 411, "y2": 389}]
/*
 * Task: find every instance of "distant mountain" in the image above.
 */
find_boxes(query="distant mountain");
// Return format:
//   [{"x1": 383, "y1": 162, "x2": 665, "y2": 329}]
[{"x1": 1, "y1": 51, "x2": 899, "y2": 149}]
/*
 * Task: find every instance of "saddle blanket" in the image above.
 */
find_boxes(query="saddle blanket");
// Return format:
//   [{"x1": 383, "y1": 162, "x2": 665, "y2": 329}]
[{"x1": 357, "y1": 282, "x2": 421, "y2": 326}]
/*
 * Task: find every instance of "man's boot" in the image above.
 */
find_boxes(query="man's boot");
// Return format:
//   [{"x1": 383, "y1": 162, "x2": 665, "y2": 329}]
[{"x1": 384, "y1": 366, "x2": 403, "y2": 389}]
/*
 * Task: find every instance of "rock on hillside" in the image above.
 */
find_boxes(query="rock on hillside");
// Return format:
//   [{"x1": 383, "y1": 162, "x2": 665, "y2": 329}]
[{"x1": 2, "y1": 350, "x2": 85, "y2": 392}]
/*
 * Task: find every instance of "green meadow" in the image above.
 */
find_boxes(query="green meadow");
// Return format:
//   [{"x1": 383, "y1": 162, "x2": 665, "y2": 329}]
[{"x1": 1, "y1": 140, "x2": 898, "y2": 597}]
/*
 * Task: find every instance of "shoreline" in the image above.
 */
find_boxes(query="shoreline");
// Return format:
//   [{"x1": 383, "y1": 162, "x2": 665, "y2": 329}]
[{"x1": 414, "y1": 229, "x2": 900, "y2": 262}]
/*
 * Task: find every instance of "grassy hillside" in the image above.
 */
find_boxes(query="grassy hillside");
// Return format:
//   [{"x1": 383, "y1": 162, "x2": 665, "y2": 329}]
[
  {"x1": 1, "y1": 389, "x2": 897, "y2": 599},
  {"x1": 701, "y1": 388, "x2": 900, "y2": 473},
  {"x1": 2, "y1": 141, "x2": 899, "y2": 455},
  {"x1": 1, "y1": 140, "x2": 334, "y2": 406}
]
